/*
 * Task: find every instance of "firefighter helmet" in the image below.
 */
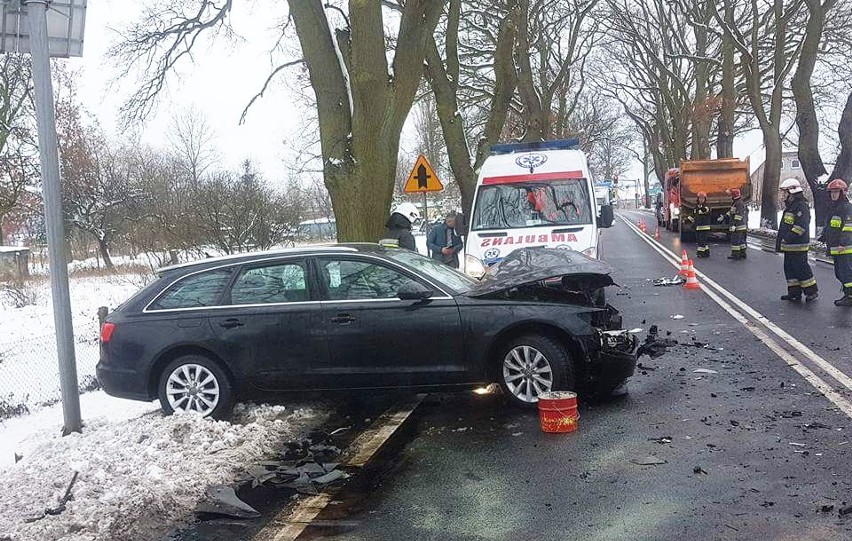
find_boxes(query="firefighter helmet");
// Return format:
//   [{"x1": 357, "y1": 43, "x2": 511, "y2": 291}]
[
  {"x1": 779, "y1": 178, "x2": 804, "y2": 194},
  {"x1": 828, "y1": 179, "x2": 848, "y2": 192},
  {"x1": 393, "y1": 202, "x2": 421, "y2": 223},
  {"x1": 727, "y1": 188, "x2": 742, "y2": 199}
]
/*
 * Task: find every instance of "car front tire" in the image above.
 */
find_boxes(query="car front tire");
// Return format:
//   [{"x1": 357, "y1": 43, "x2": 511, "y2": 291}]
[
  {"x1": 158, "y1": 355, "x2": 234, "y2": 420},
  {"x1": 497, "y1": 334, "x2": 575, "y2": 408}
]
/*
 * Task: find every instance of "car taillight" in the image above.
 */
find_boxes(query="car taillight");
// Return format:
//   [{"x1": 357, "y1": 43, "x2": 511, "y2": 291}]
[{"x1": 100, "y1": 322, "x2": 116, "y2": 343}]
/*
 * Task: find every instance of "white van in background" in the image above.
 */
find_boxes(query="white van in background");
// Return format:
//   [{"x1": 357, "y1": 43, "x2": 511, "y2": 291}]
[{"x1": 464, "y1": 140, "x2": 614, "y2": 278}]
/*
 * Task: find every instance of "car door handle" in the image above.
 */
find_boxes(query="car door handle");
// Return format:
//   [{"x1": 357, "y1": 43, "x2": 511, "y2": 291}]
[
  {"x1": 331, "y1": 314, "x2": 356, "y2": 324},
  {"x1": 219, "y1": 318, "x2": 244, "y2": 329}
]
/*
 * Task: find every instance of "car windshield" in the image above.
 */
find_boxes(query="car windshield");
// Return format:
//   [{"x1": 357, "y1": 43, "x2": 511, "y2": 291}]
[
  {"x1": 472, "y1": 179, "x2": 593, "y2": 231},
  {"x1": 385, "y1": 249, "x2": 477, "y2": 294}
]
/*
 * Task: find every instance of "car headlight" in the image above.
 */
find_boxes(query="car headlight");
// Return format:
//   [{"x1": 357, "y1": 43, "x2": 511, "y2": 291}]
[
  {"x1": 581, "y1": 247, "x2": 597, "y2": 259},
  {"x1": 465, "y1": 255, "x2": 486, "y2": 279}
]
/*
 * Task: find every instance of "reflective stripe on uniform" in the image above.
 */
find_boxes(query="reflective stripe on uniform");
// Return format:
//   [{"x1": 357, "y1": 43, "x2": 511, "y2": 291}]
[
  {"x1": 844, "y1": 282, "x2": 852, "y2": 288},
  {"x1": 696, "y1": 226, "x2": 711, "y2": 231},
  {"x1": 783, "y1": 213, "x2": 795, "y2": 225},
  {"x1": 787, "y1": 279, "x2": 800, "y2": 286},
  {"x1": 734, "y1": 226, "x2": 747, "y2": 231},
  {"x1": 831, "y1": 247, "x2": 852, "y2": 255},
  {"x1": 831, "y1": 217, "x2": 842, "y2": 228},
  {"x1": 800, "y1": 278, "x2": 817, "y2": 288},
  {"x1": 781, "y1": 243, "x2": 810, "y2": 252},
  {"x1": 843, "y1": 226, "x2": 852, "y2": 232},
  {"x1": 790, "y1": 225, "x2": 805, "y2": 235},
  {"x1": 731, "y1": 245, "x2": 747, "y2": 251},
  {"x1": 734, "y1": 215, "x2": 743, "y2": 220}
]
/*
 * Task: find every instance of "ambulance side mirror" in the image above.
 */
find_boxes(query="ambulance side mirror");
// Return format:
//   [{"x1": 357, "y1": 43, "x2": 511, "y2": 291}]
[{"x1": 598, "y1": 204, "x2": 614, "y2": 228}]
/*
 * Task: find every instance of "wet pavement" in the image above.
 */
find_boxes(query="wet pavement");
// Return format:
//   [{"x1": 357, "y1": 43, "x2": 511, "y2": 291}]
[{"x1": 289, "y1": 214, "x2": 852, "y2": 541}]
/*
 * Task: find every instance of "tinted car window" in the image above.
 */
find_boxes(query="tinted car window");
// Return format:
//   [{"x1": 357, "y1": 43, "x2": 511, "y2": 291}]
[
  {"x1": 385, "y1": 249, "x2": 474, "y2": 294},
  {"x1": 230, "y1": 263, "x2": 308, "y2": 305},
  {"x1": 150, "y1": 269, "x2": 232, "y2": 310},
  {"x1": 320, "y1": 259, "x2": 414, "y2": 300}
]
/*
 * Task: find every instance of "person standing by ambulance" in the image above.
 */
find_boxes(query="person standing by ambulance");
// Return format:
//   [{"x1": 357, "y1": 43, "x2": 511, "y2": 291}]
[
  {"x1": 687, "y1": 192, "x2": 712, "y2": 257},
  {"x1": 820, "y1": 179, "x2": 852, "y2": 306},
  {"x1": 720, "y1": 188, "x2": 748, "y2": 260},
  {"x1": 776, "y1": 179, "x2": 818, "y2": 302}
]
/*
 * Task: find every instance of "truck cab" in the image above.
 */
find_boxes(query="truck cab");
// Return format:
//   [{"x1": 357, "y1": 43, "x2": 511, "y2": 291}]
[{"x1": 464, "y1": 139, "x2": 613, "y2": 278}]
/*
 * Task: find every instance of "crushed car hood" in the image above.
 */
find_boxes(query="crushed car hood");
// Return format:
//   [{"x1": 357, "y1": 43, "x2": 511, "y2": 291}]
[{"x1": 465, "y1": 247, "x2": 615, "y2": 298}]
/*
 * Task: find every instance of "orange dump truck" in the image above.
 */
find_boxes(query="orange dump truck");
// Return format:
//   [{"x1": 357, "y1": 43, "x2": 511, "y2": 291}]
[{"x1": 663, "y1": 158, "x2": 751, "y2": 242}]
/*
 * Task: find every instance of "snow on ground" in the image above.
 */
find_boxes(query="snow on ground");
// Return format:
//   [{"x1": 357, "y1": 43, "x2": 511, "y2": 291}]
[
  {"x1": 0, "y1": 274, "x2": 148, "y2": 416},
  {"x1": 0, "y1": 399, "x2": 325, "y2": 541}
]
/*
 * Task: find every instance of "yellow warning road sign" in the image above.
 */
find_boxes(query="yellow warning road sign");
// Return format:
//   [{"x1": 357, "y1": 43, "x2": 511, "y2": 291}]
[{"x1": 403, "y1": 155, "x2": 444, "y2": 193}]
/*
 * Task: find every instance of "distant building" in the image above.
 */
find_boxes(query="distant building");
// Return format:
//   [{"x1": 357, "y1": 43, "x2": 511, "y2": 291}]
[
  {"x1": 298, "y1": 218, "x2": 336, "y2": 241},
  {"x1": 0, "y1": 247, "x2": 30, "y2": 280},
  {"x1": 749, "y1": 146, "x2": 812, "y2": 205}
]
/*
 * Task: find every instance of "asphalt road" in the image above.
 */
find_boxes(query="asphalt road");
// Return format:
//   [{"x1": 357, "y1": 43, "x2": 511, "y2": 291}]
[{"x1": 288, "y1": 214, "x2": 852, "y2": 541}]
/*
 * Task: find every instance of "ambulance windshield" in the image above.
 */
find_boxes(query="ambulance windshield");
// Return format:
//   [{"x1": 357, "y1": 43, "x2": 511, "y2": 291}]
[{"x1": 471, "y1": 179, "x2": 593, "y2": 231}]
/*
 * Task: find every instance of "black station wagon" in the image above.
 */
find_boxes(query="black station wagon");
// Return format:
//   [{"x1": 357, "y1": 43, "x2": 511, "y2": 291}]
[{"x1": 97, "y1": 245, "x2": 637, "y2": 418}]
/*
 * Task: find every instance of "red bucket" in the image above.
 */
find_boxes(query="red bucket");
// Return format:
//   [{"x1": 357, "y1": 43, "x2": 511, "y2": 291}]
[{"x1": 537, "y1": 391, "x2": 579, "y2": 433}]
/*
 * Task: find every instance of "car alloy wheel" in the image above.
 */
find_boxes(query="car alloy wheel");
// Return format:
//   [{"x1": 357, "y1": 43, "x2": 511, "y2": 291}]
[
  {"x1": 502, "y1": 345, "x2": 553, "y2": 403},
  {"x1": 165, "y1": 363, "x2": 221, "y2": 416}
]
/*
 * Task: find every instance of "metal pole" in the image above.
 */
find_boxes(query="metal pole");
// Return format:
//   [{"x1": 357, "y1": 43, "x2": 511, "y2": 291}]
[{"x1": 26, "y1": 0, "x2": 82, "y2": 434}]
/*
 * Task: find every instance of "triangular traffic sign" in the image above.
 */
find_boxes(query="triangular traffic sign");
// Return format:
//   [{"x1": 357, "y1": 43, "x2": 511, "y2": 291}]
[{"x1": 403, "y1": 155, "x2": 444, "y2": 193}]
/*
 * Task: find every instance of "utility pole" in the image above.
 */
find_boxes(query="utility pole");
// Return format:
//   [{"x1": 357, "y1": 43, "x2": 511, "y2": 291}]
[{"x1": 25, "y1": 0, "x2": 82, "y2": 434}]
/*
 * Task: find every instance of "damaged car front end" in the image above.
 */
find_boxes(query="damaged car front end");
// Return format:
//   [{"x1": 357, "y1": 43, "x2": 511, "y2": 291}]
[{"x1": 464, "y1": 247, "x2": 639, "y2": 404}]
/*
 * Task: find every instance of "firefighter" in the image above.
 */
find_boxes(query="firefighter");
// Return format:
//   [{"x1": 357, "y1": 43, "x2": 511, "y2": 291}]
[
  {"x1": 820, "y1": 179, "x2": 852, "y2": 306},
  {"x1": 776, "y1": 178, "x2": 818, "y2": 302},
  {"x1": 720, "y1": 188, "x2": 748, "y2": 260},
  {"x1": 686, "y1": 192, "x2": 711, "y2": 257}
]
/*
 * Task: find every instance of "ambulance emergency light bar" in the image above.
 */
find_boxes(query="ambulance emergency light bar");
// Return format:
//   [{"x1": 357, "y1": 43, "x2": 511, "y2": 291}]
[{"x1": 490, "y1": 139, "x2": 580, "y2": 155}]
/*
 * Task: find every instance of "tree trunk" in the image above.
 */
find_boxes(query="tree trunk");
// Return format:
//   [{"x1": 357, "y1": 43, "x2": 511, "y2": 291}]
[
  {"x1": 289, "y1": 0, "x2": 442, "y2": 242},
  {"x1": 761, "y1": 134, "x2": 782, "y2": 228},
  {"x1": 716, "y1": 3, "x2": 736, "y2": 158},
  {"x1": 831, "y1": 91, "x2": 852, "y2": 182},
  {"x1": 97, "y1": 237, "x2": 115, "y2": 271},
  {"x1": 792, "y1": 0, "x2": 830, "y2": 224}
]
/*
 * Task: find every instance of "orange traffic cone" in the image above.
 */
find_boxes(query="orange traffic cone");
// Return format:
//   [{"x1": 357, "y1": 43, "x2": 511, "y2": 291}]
[
  {"x1": 640, "y1": 219, "x2": 647, "y2": 233},
  {"x1": 684, "y1": 260, "x2": 701, "y2": 290},
  {"x1": 678, "y1": 250, "x2": 689, "y2": 275},
  {"x1": 655, "y1": 227, "x2": 661, "y2": 241}
]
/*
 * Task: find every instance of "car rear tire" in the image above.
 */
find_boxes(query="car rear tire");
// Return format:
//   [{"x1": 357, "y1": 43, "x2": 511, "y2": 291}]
[
  {"x1": 497, "y1": 334, "x2": 575, "y2": 408},
  {"x1": 158, "y1": 355, "x2": 234, "y2": 420}
]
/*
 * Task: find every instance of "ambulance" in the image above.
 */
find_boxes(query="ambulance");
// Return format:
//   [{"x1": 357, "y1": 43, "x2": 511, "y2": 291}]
[{"x1": 464, "y1": 139, "x2": 614, "y2": 278}]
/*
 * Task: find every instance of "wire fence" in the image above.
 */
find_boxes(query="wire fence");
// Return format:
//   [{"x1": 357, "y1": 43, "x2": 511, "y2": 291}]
[{"x1": 0, "y1": 321, "x2": 101, "y2": 419}]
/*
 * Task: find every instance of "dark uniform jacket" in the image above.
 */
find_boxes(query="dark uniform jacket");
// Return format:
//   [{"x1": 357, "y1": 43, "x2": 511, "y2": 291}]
[
  {"x1": 691, "y1": 203, "x2": 711, "y2": 230},
  {"x1": 726, "y1": 199, "x2": 748, "y2": 232},
  {"x1": 823, "y1": 198, "x2": 852, "y2": 255},
  {"x1": 383, "y1": 213, "x2": 416, "y2": 251},
  {"x1": 777, "y1": 193, "x2": 811, "y2": 252}
]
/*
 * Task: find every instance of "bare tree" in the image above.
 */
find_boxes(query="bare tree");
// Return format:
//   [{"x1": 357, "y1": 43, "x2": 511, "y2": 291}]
[
  {"x1": 0, "y1": 54, "x2": 35, "y2": 243},
  {"x1": 712, "y1": 0, "x2": 806, "y2": 227},
  {"x1": 168, "y1": 106, "x2": 217, "y2": 186},
  {"x1": 111, "y1": 1, "x2": 444, "y2": 242}
]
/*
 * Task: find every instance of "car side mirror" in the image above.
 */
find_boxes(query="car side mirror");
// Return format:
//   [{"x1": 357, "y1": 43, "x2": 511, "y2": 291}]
[
  {"x1": 397, "y1": 281, "x2": 433, "y2": 301},
  {"x1": 598, "y1": 204, "x2": 614, "y2": 228}
]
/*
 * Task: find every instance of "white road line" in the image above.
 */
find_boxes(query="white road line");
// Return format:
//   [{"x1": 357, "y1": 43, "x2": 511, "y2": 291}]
[
  {"x1": 252, "y1": 395, "x2": 424, "y2": 541},
  {"x1": 619, "y1": 214, "x2": 852, "y2": 419}
]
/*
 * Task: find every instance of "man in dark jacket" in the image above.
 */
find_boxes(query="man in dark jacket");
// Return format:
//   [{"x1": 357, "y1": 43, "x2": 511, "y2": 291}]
[
  {"x1": 382, "y1": 202, "x2": 420, "y2": 252},
  {"x1": 820, "y1": 179, "x2": 852, "y2": 305},
  {"x1": 686, "y1": 192, "x2": 711, "y2": 257},
  {"x1": 720, "y1": 188, "x2": 748, "y2": 260},
  {"x1": 427, "y1": 211, "x2": 464, "y2": 268},
  {"x1": 776, "y1": 178, "x2": 818, "y2": 302}
]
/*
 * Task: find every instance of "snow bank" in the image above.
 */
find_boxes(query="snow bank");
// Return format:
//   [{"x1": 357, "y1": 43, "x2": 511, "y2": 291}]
[{"x1": 0, "y1": 402, "x2": 323, "y2": 541}]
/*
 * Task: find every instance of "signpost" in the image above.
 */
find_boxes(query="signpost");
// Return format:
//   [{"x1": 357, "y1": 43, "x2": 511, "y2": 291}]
[
  {"x1": 403, "y1": 154, "x2": 444, "y2": 224},
  {"x1": 1, "y1": 0, "x2": 87, "y2": 434}
]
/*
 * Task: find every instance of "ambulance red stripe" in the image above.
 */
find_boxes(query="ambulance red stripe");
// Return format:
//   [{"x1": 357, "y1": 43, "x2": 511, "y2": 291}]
[{"x1": 481, "y1": 170, "x2": 584, "y2": 185}]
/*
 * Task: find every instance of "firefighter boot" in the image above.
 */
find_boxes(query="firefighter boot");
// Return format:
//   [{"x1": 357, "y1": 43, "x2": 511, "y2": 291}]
[
  {"x1": 781, "y1": 292, "x2": 802, "y2": 302},
  {"x1": 805, "y1": 292, "x2": 819, "y2": 302},
  {"x1": 834, "y1": 295, "x2": 852, "y2": 307}
]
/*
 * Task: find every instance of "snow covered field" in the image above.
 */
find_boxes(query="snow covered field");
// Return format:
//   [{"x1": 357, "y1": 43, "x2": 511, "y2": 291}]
[
  {"x1": 0, "y1": 393, "x2": 324, "y2": 541},
  {"x1": 0, "y1": 273, "x2": 148, "y2": 417}
]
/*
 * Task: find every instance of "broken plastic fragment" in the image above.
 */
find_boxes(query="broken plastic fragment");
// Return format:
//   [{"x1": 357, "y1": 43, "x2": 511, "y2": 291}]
[
  {"x1": 693, "y1": 368, "x2": 718, "y2": 374},
  {"x1": 631, "y1": 456, "x2": 667, "y2": 466},
  {"x1": 195, "y1": 485, "x2": 260, "y2": 519}
]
